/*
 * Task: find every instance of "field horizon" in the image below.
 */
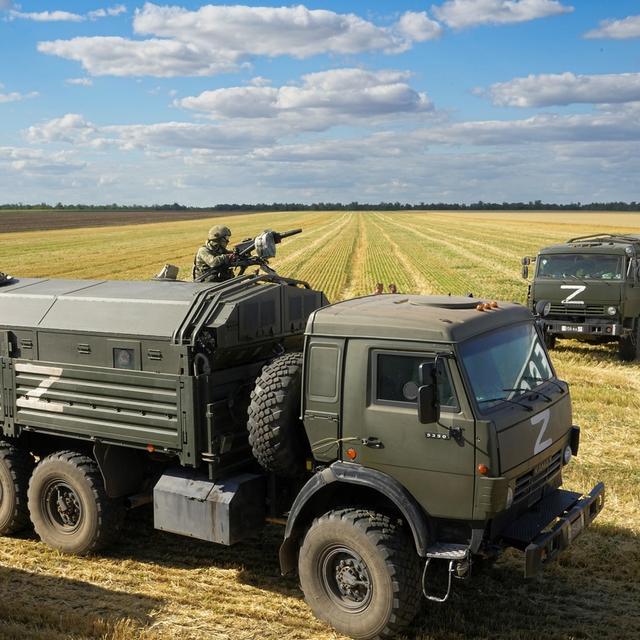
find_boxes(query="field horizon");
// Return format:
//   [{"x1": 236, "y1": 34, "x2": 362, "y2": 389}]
[{"x1": 0, "y1": 210, "x2": 638, "y2": 640}]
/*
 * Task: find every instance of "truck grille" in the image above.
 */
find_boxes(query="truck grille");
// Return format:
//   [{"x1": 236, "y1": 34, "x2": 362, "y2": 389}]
[
  {"x1": 549, "y1": 304, "x2": 605, "y2": 317},
  {"x1": 514, "y1": 451, "x2": 562, "y2": 503}
]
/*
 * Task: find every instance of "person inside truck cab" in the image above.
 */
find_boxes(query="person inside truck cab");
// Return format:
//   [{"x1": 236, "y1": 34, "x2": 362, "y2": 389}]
[{"x1": 192, "y1": 225, "x2": 236, "y2": 282}]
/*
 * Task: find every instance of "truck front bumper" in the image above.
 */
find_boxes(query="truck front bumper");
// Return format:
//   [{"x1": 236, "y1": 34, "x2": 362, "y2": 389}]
[
  {"x1": 500, "y1": 482, "x2": 605, "y2": 578},
  {"x1": 544, "y1": 319, "x2": 622, "y2": 338}
]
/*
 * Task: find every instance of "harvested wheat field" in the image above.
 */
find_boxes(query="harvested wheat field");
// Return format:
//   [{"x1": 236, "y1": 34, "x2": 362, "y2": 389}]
[{"x1": 0, "y1": 210, "x2": 639, "y2": 640}]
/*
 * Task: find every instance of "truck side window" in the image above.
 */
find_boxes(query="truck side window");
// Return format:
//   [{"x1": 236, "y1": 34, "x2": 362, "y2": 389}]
[{"x1": 375, "y1": 353, "x2": 458, "y2": 410}]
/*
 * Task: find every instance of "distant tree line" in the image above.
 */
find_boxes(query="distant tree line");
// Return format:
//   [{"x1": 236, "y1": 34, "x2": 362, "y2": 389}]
[{"x1": 1, "y1": 200, "x2": 639, "y2": 212}]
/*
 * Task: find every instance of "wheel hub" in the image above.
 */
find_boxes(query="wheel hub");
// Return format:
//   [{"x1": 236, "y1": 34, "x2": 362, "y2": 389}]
[
  {"x1": 321, "y1": 546, "x2": 372, "y2": 611},
  {"x1": 43, "y1": 481, "x2": 82, "y2": 532}
]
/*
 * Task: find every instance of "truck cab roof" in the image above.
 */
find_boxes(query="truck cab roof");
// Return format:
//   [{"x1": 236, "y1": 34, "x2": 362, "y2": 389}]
[
  {"x1": 307, "y1": 295, "x2": 532, "y2": 343},
  {"x1": 539, "y1": 234, "x2": 640, "y2": 256}
]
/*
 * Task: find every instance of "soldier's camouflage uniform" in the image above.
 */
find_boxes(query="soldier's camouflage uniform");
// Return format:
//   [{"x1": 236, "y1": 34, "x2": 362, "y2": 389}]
[{"x1": 192, "y1": 243, "x2": 234, "y2": 282}]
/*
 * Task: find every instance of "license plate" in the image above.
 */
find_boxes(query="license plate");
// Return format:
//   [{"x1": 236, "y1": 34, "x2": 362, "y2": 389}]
[
  {"x1": 561, "y1": 325, "x2": 584, "y2": 333},
  {"x1": 568, "y1": 512, "x2": 584, "y2": 542}
]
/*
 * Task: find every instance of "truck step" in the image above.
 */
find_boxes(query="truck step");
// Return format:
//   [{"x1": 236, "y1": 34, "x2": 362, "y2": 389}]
[{"x1": 426, "y1": 542, "x2": 469, "y2": 561}]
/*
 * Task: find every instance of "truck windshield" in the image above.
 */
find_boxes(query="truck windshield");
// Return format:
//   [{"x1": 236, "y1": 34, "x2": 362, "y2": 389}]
[
  {"x1": 459, "y1": 323, "x2": 553, "y2": 412},
  {"x1": 537, "y1": 254, "x2": 624, "y2": 280}
]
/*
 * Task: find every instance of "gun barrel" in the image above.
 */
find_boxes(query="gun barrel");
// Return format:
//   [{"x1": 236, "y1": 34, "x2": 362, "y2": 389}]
[{"x1": 275, "y1": 228, "x2": 302, "y2": 242}]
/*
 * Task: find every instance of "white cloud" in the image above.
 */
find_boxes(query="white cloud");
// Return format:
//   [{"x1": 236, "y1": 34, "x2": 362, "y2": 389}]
[
  {"x1": 9, "y1": 5, "x2": 126, "y2": 22},
  {"x1": 38, "y1": 3, "x2": 441, "y2": 78},
  {"x1": 9, "y1": 10, "x2": 84, "y2": 22},
  {"x1": 178, "y1": 69, "x2": 432, "y2": 127},
  {"x1": 0, "y1": 146, "x2": 85, "y2": 175},
  {"x1": 0, "y1": 87, "x2": 38, "y2": 103},
  {"x1": 25, "y1": 114, "x2": 273, "y2": 152},
  {"x1": 584, "y1": 15, "x2": 640, "y2": 40},
  {"x1": 88, "y1": 5, "x2": 127, "y2": 20},
  {"x1": 482, "y1": 72, "x2": 640, "y2": 107},
  {"x1": 38, "y1": 37, "x2": 239, "y2": 77},
  {"x1": 391, "y1": 11, "x2": 442, "y2": 42},
  {"x1": 65, "y1": 77, "x2": 93, "y2": 86},
  {"x1": 432, "y1": 0, "x2": 572, "y2": 29},
  {"x1": 26, "y1": 113, "x2": 98, "y2": 144}
]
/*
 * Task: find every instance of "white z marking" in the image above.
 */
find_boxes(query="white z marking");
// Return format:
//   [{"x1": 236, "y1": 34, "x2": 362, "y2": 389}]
[
  {"x1": 561, "y1": 284, "x2": 586, "y2": 305},
  {"x1": 531, "y1": 409, "x2": 552, "y2": 455}
]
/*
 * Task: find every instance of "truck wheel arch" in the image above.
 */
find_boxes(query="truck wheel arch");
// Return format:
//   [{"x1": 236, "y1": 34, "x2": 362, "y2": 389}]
[{"x1": 279, "y1": 461, "x2": 431, "y2": 575}]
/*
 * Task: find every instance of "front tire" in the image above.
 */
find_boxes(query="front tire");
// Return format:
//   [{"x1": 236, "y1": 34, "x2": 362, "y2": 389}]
[
  {"x1": 28, "y1": 451, "x2": 124, "y2": 555},
  {"x1": 0, "y1": 442, "x2": 34, "y2": 535},
  {"x1": 298, "y1": 509, "x2": 421, "y2": 640},
  {"x1": 619, "y1": 325, "x2": 639, "y2": 362}
]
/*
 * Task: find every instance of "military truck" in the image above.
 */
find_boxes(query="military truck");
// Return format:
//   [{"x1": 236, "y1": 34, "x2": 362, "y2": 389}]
[
  {"x1": 522, "y1": 233, "x2": 640, "y2": 361},
  {"x1": 0, "y1": 268, "x2": 604, "y2": 639}
]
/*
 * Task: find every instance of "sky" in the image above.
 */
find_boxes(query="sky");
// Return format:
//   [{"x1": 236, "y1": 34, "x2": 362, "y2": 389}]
[{"x1": 0, "y1": 0, "x2": 639, "y2": 205}]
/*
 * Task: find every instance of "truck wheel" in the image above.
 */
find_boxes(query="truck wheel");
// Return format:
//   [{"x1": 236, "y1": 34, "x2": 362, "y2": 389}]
[
  {"x1": 544, "y1": 333, "x2": 556, "y2": 350},
  {"x1": 247, "y1": 352, "x2": 309, "y2": 476},
  {"x1": 28, "y1": 451, "x2": 124, "y2": 555},
  {"x1": 0, "y1": 442, "x2": 34, "y2": 535},
  {"x1": 298, "y1": 509, "x2": 421, "y2": 640}
]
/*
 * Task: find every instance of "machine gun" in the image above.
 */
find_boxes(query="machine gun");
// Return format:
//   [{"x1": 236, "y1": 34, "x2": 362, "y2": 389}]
[{"x1": 195, "y1": 228, "x2": 302, "y2": 282}]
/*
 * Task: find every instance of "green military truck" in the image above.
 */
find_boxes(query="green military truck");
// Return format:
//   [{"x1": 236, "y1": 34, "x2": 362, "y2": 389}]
[
  {"x1": 0, "y1": 268, "x2": 604, "y2": 639},
  {"x1": 522, "y1": 233, "x2": 640, "y2": 360}
]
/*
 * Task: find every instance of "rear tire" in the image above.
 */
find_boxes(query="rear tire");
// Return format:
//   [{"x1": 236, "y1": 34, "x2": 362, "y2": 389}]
[
  {"x1": 0, "y1": 442, "x2": 34, "y2": 535},
  {"x1": 28, "y1": 451, "x2": 124, "y2": 555},
  {"x1": 298, "y1": 509, "x2": 421, "y2": 640},
  {"x1": 247, "y1": 352, "x2": 309, "y2": 476}
]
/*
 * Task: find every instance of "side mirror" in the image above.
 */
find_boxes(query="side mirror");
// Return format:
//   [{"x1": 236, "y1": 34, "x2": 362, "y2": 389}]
[
  {"x1": 521, "y1": 257, "x2": 530, "y2": 266},
  {"x1": 522, "y1": 265, "x2": 529, "y2": 279},
  {"x1": 418, "y1": 362, "x2": 440, "y2": 424}
]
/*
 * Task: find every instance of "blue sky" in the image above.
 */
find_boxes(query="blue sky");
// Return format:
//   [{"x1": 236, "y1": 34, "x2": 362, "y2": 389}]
[{"x1": 1, "y1": 1, "x2": 639, "y2": 205}]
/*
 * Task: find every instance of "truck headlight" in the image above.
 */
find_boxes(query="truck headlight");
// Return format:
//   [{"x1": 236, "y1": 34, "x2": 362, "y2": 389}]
[
  {"x1": 606, "y1": 306, "x2": 617, "y2": 316},
  {"x1": 506, "y1": 486, "x2": 514, "y2": 509},
  {"x1": 563, "y1": 445, "x2": 572, "y2": 465}
]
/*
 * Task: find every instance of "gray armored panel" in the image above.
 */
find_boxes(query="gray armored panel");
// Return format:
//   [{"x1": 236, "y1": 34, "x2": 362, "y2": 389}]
[
  {"x1": 13, "y1": 361, "x2": 183, "y2": 450},
  {"x1": 153, "y1": 469, "x2": 266, "y2": 545},
  {"x1": 0, "y1": 278, "x2": 200, "y2": 338}
]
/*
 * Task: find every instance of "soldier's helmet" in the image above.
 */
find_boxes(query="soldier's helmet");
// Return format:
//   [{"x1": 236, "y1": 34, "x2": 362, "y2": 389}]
[{"x1": 208, "y1": 225, "x2": 232, "y2": 244}]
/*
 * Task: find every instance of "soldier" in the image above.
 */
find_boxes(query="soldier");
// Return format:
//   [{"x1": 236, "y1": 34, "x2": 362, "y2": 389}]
[{"x1": 193, "y1": 225, "x2": 236, "y2": 282}]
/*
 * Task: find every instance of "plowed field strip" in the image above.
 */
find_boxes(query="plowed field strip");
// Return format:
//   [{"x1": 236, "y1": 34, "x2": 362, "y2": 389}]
[
  {"x1": 375, "y1": 213, "x2": 517, "y2": 280},
  {"x1": 282, "y1": 213, "x2": 359, "y2": 301},
  {"x1": 366, "y1": 217, "x2": 434, "y2": 294},
  {"x1": 340, "y1": 214, "x2": 367, "y2": 299}
]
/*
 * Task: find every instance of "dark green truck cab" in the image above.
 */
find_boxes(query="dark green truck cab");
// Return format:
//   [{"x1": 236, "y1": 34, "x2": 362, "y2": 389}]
[
  {"x1": 0, "y1": 273, "x2": 603, "y2": 640},
  {"x1": 523, "y1": 234, "x2": 640, "y2": 360}
]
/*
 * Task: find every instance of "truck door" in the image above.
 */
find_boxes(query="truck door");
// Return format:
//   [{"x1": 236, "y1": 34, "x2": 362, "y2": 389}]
[{"x1": 341, "y1": 340, "x2": 476, "y2": 520}]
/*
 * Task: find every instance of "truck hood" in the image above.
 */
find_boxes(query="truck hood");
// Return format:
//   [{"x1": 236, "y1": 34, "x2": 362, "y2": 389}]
[
  {"x1": 496, "y1": 394, "x2": 571, "y2": 473},
  {"x1": 532, "y1": 280, "x2": 622, "y2": 307}
]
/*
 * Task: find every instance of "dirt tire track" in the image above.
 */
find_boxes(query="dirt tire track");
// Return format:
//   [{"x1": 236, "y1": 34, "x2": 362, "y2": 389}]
[{"x1": 340, "y1": 214, "x2": 368, "y2": 299}]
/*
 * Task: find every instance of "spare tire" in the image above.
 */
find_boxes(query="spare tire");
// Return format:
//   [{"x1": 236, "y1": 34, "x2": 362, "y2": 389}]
[{"x1": 247, "y1": 352, "x2": 309, "y2": 476}]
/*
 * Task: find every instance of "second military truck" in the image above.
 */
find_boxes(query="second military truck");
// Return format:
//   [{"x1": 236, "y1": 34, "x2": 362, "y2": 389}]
[
  {"x1": 0, "y1": 263, "x2": 604, "y2": 639},
  {"x1": 523, "y1": 233, "x2": 640, "y2": 360}
]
